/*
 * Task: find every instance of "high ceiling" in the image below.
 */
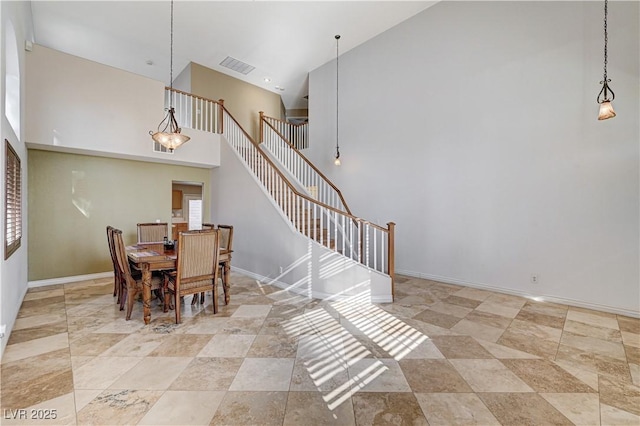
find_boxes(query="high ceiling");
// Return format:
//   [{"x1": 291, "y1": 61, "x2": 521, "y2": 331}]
[{"x1": 30, "y1": 1, "x2": 436, "y2": 110}]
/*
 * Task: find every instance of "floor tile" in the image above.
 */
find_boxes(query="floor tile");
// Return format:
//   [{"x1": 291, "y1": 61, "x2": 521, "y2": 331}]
[
  {"x1": 210, "y1": 391, "x2": 287, "y2": 426},
  {"x1": 229, "y1": 358, "x2": 294, "y2": 391},
  {"x1": 76, "y1": 389, "x2": 164, "y2": 426},
  {"x1": 169, "y1": 357, "x2": 244, "y2": 391},
  {"x1": 564, "y1": 319, "x2": 622, "y2": 342},
  {"x1": 246, "y1": 334, "x2": 298, "y2": 358},
  {"x1": 289, "y1": 357, "x2": 350, "y2": 392},
  {"x1": 566, "y1": 309, "x2": 619, "y2": 330},
  {"x1": 284, "y1": 391, "x2": 355, "y2": 425},
  {"x1": 412, "y1": 309, "x2": 461, "y2": 329},
  {"x1": 108, "y1": 356, "x2": 192, "y2": 390},
  {"x1": 500, "y1": 359, "x2": 595, "y2": 392},
  {"x1": 617, "y1": 316, "x2": 640, "y2": 334},
  {"x1": 540, "y1": 393, "x2": 600, "y2": 426},
  {"x1": 450, "y1": 319, "x2": 506, "y2": 343},
  {"x1": 98, "y1": 332, "x2": 166, "y2": 357},
  {"x1": 598, "y1": 375, "x2": 640, "y2": 416},
  {"x1": 600, "y1": 402, "x2": 640, "y2": 425},
  {"x1": 1, "y1": 333, "x2": 70, "y2": 364},
  {"x1": 398, "y1": 359, "x2": 472, "y2": 393},
  {"x1": 347, "y1": 358, "x2": 411, "y2": 393},
  {"x1": 478, "y1": 392, "x2": 573, "y2": 425},
  {"x1": 430, "y1": 335, "x2": 494, "y2": 359},
  {"x1": 449, "y1": 359, "x2": 533, "y2": 392},
  {"x1": 231, "y1": 304, "x2": 272, "y2": 318},
  {"x1": 69, "y1": 333, "x2": 128, "y2": 356},
  {"x1": 415, "y1": 392, "x2": 500, "y2": 425},
  {"x1": 148, "y1": 334, "x2": 212, "y2": 357},
  {"x1": 474, "y1": 301, "x2": 521, "y2": 319},
  {"x1": 72, "y1": 356, "x2": 142, "y2": 390},
  {"x1": 560, "y1": 330, "x2": 627, "y2": 361},
  {"x1": 351, "y1": 392, "x2": 427, "y2": 426},
  {"x1": 137, "y1": 390, "x2": 224, "y2": 425},
  {"x1": 197, "y1": 334, "x2": 256, "y2": 357},
  {"x1": 6, "y1": 320, "x2": 68, "y2": 345}
]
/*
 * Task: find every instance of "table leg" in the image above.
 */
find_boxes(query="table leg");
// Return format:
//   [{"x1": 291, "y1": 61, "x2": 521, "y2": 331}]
[
  {"x1": 142, "y1": 264, "x2": 151, "y2": 325},
  {"x1": 224, "y1": 260, "x2": 231, "y2": 305}
]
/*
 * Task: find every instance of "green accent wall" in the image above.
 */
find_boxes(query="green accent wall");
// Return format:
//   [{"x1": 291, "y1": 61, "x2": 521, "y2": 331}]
[{"x1": 28, "y1": 150, "x2": 211, "y2": 281}]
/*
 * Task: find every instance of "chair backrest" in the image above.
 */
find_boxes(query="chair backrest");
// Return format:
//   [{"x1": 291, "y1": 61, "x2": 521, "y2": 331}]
[
  {"x1": 201, "y1": 223, "x2": 215, "y2": 230},
  {"x1": 112, "y1": 228, "x2": 134, "y2": 281},
  {"x1": 137, "y1": 222, "x2": 168, "y2": 243},
  {"x1": 217, "y1": 225, "x2": 234, "y2": 251},
  {"x1": 106, "y1": 226, "x2": 118, "y2": 272},
  {"x1": 176, "y1": 229, "x2": 220, "y2": 293}
]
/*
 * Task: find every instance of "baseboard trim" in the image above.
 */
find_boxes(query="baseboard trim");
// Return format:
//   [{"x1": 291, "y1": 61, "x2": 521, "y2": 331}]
[
  {"x1": 28, "y1": 272, "x2": 113, "y2": 288},
  {"x1": 396, "y1": 269, "x2": 639, "y2": 319}
]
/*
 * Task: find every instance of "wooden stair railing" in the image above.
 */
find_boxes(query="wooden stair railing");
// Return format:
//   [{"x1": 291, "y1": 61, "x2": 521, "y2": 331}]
[
  {"x1": 165, "y1": 87, "x2": 395, "y2": 298},
  {"x1": 259, "y1": 113, "x2": 309, "y2": 150},
  {"x1": 260, "y1": 112, "x2": 352, "y2": 216}
]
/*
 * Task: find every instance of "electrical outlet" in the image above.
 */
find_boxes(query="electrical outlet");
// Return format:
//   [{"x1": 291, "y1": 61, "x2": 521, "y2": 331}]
[
  {"x1": 279, "y1": 266, "x2": 284, "y2": 274},
  {"x1": 530, "y1": 274, "x2": 539, "y2": 284},
  {"x1": 0, "y1": 324, "x2": 6, "y2": 339}
]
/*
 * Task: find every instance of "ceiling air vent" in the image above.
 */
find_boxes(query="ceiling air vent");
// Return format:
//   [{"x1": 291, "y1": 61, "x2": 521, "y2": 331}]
[{"x1": 219, "y1": 56, "x2": 255, "y2": 75}]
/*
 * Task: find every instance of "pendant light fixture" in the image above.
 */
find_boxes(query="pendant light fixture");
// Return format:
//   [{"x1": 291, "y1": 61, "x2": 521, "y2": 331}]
[
  {"x1": 334, "y1": 34, "x2": 341, "y2": 166},
  {"x1": 597, "y1": 0, "x2": 616, "y2": 120},
  {"x1": 150, "y1": 0, "x2": 190, "y2": 151}
]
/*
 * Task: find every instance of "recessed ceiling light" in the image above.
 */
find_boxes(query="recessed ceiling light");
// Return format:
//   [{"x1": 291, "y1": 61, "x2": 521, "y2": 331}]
[
  {"x1": 264, "y1": 77, "x2": 271, "y2": 82},
  {"x1": 275, "y1": 86, "x2": 285, "y2": 91}
]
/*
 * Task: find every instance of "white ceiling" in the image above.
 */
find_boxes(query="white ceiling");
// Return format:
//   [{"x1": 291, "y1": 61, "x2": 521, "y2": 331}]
[{"x1": 30, "y1": 1, "x2": 436, "y2": 110}]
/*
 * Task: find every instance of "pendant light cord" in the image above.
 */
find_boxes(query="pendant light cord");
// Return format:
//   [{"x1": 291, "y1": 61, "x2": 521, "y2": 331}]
[
  {"x1": 169, "y1": 0, "x2": 174, "y2": 108},
  {"x1": 603, "y1": 0, "x2": 608, "y2": 81},
  {"x1": 335, "y1": 35, "x2": 340, "y2": 157}
]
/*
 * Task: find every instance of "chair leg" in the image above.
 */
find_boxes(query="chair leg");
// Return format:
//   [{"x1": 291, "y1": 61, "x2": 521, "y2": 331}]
[
  {"x1": 126, "y1": 287, "x2": 138, "y2": 320},
  {"x1": 119, "y1": 283, "x2": 127, "y2": 311},
  {"x1": 200, "y1": 292, "x2": 205, "y2": 304},
  {"x1": 175, "y1": 294, "x2": 181, "y2": 324},
  {"x1": 212, "y1": 282, "x2": 218, "y2": 314},
  {"x1": 191, "y1": 294, "x2": 198, "y2": 305}
]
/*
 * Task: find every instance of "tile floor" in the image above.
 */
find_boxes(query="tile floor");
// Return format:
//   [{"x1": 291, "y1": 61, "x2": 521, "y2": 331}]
[{"x1": 1, "y1": 273, "x2": 639, "y2": 425}]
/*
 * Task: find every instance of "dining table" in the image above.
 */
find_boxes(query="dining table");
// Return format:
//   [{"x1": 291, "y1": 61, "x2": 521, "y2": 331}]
[
  {"x1": 127, "y1": 243, "x2": 176, "y2": 324},
  {"x1": 127, "y1": 242, "x2": 233, "y2": 324}
]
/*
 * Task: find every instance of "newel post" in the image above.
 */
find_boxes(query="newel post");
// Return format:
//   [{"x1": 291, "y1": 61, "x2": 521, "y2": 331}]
[
  {"x1": 387, "y1": 221, "x2": 396, "y2": 301},
  {"x1": 218, "y1": 99, "x2": 224, "y2": 134},
  {"x1": 259, "y1": 111, "x2": 264, "y2": 144}
]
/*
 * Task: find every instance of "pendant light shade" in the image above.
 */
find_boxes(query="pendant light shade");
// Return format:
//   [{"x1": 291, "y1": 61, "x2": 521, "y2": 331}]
[
  {"x1": 150, "y1": 0, "x2": 190, "y2": 150},
  {"x1": 598, "y1": 100, "x2": 616, "y2": 120},
  {"x1": 151, "y1": 107, "x2": 190, "y2": 152},
  {"x1": 597, "y1": 0, "x2": 616, "y2": 120}
]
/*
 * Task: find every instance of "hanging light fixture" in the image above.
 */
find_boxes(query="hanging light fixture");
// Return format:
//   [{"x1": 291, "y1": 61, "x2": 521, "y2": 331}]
[
  {"x1": 334, "y1": 34, "x2": 341, "y2": 166},
  {"x1": 597, "y1": 0, "x2": 616, "y2": 120},
  {"x1": 150, "y1": 0, "x2": 190, "y2": 151}
]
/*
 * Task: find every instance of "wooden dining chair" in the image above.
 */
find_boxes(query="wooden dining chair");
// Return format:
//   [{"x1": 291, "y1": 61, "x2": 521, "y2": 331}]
[
  {"x1": 112, "y1": 228, "x2": 164, "y2": 320},
  {"x1": 137, "y1": 222, "x2": 169, "y2": 243},
  {"x1": 164, "y1": 229, "x2": 221, "y2": 323},
  {"x1": 106, "y1": 226, "x2": 121, "y2": 302},
  {"x1": 201, "y1": 223, "x2": 215, "y2": 230},
  {"x1": 191, "y1": 224, "x2": 233, "y2": 306}
]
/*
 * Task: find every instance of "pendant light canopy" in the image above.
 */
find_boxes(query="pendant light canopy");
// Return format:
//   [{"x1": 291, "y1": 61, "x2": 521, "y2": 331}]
[
  {"x1": 334, "y1": 35, "x2": 341, "y2": 166},
  {"x1": 150, "y1": 0, "x2": 190, "y2": 151},
  {"x1": 597, "y1": 0, "x2": 616, "y2": 120}
]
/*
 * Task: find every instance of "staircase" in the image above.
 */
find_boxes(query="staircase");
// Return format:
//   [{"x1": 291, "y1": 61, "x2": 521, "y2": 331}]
[{"x1": 166, "y1": 87, "x2": 395, "y2": 301}]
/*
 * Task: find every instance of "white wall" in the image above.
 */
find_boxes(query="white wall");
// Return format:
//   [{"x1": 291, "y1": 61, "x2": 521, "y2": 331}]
[
  {"x1": 211, "y1": 139, "x2": 391, "y2": 302},
  {"x1": 25, "y1": 45, "x2": 219, "y2": 168},
  {"x1": 308, "y1": 1, "x2": 639, "y2": 315},
  {"x1": 1, "y1": 0, "x2": 33, "y2": 359}
]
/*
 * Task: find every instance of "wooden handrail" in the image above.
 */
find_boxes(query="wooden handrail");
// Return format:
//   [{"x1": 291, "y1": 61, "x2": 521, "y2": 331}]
[
  {"x1": 264, "y1": 114, "x2": 308, "y2": 128},
  {"x1": 223, "y1": 105, "x2": 362, "y2": 221},
  {"x1": 260, "y1": 112, "x2": 353, "y2": 217},
  {"x1": 166, "y1": 87, "x2": 222, "y2": 105}
]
